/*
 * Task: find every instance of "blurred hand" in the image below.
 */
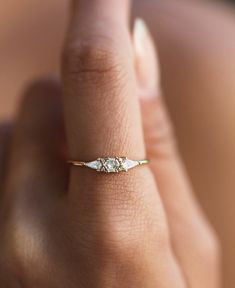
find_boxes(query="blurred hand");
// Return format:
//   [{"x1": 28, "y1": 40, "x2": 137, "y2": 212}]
[{"x1": 0, "y1": 0, "x2": 220, "y2": 287}]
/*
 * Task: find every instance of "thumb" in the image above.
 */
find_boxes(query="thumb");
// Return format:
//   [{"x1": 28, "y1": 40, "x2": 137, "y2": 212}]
[{"x1": 133, "y1": 18, "x2": 160, "y2": 99}]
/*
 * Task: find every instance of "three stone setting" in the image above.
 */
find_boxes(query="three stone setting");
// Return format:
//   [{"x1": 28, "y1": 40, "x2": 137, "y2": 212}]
[
  {"x1": 85, "y1": 157, "x2": 140, "y2": 173},
  {"x1": 68, "y1": 157, "x2": 149, "y2": 173}
]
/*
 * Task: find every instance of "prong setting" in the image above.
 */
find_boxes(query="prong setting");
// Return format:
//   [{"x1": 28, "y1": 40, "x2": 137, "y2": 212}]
[
  {"x1": 69, "y1": 157, "x2": 149, "y2": 173},
  {"x1": 82, "y1": 157, "x2": 148, "y2": 173}
]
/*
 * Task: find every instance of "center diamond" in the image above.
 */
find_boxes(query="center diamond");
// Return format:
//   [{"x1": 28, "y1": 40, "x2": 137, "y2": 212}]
[{"x1": 105, "y1": 158, "x2": 121, "y2": 172}]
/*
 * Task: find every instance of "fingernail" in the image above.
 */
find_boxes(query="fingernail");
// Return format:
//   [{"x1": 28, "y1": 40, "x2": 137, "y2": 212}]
[{"x1": 133, "y1": 18, "x2": 160, "y2": 98}]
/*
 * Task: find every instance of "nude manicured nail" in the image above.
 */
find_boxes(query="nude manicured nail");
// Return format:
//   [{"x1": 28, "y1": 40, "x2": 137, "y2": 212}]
[{"x1": 133, "y1": 18, "x2": 160, "y2": 98}]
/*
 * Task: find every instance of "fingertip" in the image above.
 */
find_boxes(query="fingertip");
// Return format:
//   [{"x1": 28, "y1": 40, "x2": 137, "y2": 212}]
[
  {"x1": 20, "y1": 78, "x2": 62, "y2": 118},
  {"x1": 133, "y1": 18, "x2": 160, "y2": 99}
]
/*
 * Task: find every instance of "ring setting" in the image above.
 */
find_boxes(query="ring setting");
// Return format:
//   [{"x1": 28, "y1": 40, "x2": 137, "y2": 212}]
[{"x1": 68, "y1": 157, "x2": 149, "y2": 173}]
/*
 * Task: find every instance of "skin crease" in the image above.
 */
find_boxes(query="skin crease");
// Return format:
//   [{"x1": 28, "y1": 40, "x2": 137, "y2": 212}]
[{"x1": 0, "y1": 0, "x2": 235, "y2": 286}]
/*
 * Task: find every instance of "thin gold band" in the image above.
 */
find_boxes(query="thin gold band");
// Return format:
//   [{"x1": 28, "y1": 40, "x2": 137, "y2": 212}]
[
  {"x1": 68, "y1": 161, "x2": 86, "y2": 167},
  {"x1": 68, "y1": 157, "x2": 149, "y2": 173}
]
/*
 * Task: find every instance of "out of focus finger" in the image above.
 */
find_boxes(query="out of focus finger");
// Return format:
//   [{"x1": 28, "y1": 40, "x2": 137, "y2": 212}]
[
  {"x1": 0, "y1": 122, "x2": 13, "y2": 194},
  {"x1": 133, "y1": 18, "x2": 221, "y2": 288},
  {"x1": 4, "y1": 80, "x2": 67, "y2": 207}
]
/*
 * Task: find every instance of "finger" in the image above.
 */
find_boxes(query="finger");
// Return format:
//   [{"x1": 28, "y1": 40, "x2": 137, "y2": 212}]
[
  {"x1": 0, "y1": 122, "x2": 13, "y2": 195},
  {"x1": 62, "y1": 2, "x2": 185, "y2": 286},
  {"x1": 4, "y1": 80, "x2": 67, "y2": 207},
  {"x1": 133, "y1": 18, "x2": 221, "y2": 288},
  {"x1": 63, "y1": 0, "x2": 145, "y2": 166}
]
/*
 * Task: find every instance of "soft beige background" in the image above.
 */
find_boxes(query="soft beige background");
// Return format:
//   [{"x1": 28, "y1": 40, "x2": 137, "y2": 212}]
[
  {"x1": 1, "y1": 0, "x2": 235, "y2": 287},
  {"x1": 0, "y1": 0, "x2": 68, "y2": 120}
]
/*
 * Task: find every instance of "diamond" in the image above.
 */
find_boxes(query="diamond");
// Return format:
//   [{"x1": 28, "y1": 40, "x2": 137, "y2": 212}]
[
  {"x1": 83, "y1": 157, "x2": 143, "y2": 173},
  {"x1": 104, "y1": 158, "x2": 120, "y2": 172},
  {"x1": 85, "y1": 160, "x2": 102, "y2": 170},
  {"x1": 122, "y1": 159, "x2": 139, "y2": 170}
]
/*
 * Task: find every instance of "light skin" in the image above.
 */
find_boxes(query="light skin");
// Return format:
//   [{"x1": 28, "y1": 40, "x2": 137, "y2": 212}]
[{"x1": 0, "y1": 0, "x2": 220, "y2": 287}]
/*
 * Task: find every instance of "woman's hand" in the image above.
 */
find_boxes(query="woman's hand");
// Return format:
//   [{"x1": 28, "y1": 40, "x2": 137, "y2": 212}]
[{"x1": 0, "y1": 0, "x2": 220, "y2": 287}]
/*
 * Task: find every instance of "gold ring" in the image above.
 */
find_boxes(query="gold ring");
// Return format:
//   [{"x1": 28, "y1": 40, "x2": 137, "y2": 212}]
[{"x1": 68, "y1": 157, "x2": 149, "y2": 173}]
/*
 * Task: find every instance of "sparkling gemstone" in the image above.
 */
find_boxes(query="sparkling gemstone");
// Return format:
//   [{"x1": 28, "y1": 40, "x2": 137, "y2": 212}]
[
  {"x1": 85, "y1": 157, "x2": 140, "y2": 173},
  {"x1": 105, "y1": 158, "x2": 120, "y2": 172},
  {"x1": 86, "y1": 160, "x2": 102, "y2": 170},
  {"x1": 122, "y1": 159, "x2": 138, "y2": 170}
]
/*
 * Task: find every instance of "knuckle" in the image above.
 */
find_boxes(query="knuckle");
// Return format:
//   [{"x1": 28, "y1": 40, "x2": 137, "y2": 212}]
[
  {"x1": 186, "y1": 220, "x2": 221, "y2": 265},
  {"x1": 63, "y1": 37, "x2": 123, "y2": 84},
  {"x1": 95, "y1": 223, "x2": 170, "y2": 264},
  {"x1": 97, "y1": 211, "x2": 170, "y2": 260},
  {"x1": 74, "y1": 172, "x2": 170, "y2": 257},
  {"x1": 173, "y1": 212, "x2": 221, "y2": 268},
  {"x1": 22, "y1": 78, "x2": 60, "y2": 110},
  {"x1": 102, "y1": 217, "x2": 169, "y2": 255},
  {"x1": 73, "y1": 178, "x2": 170, "y2": 260},
  {"x1": 199, "y1": 229, "x2": 221, "y2": 264}
]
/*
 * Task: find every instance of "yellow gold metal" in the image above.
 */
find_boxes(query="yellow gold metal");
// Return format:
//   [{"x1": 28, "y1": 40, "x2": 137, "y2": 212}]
[
  {"x1": 138, "y1": 160, "x2": 149, "y2": 165},
  {"x1": 68, "y1": 157, "x2": 149, "y2": 173},
  {"x1": 67, "y1": 160, "x2": 86, "y2": 167}
]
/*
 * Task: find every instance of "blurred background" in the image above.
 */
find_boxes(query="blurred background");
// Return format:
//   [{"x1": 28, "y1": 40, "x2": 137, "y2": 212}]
[{"x1": 0, "y1": 0, "x2": 235, "y2": 286}]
